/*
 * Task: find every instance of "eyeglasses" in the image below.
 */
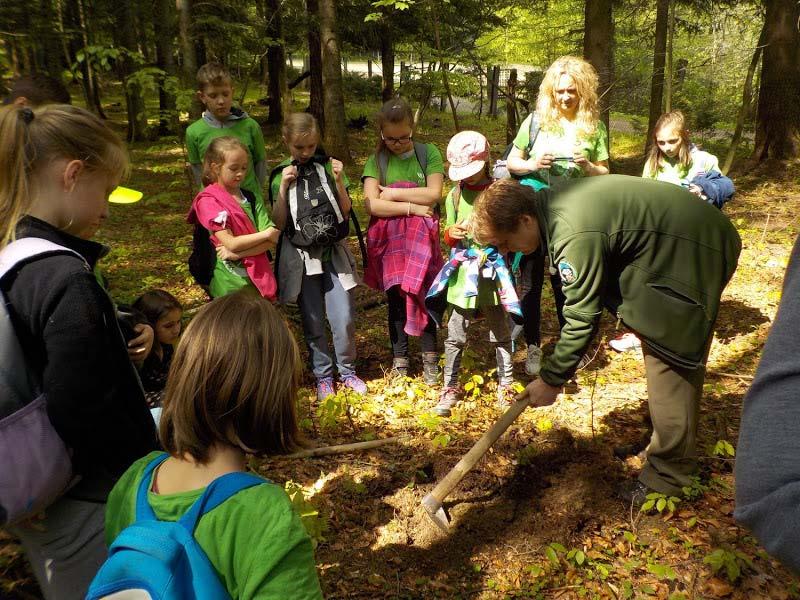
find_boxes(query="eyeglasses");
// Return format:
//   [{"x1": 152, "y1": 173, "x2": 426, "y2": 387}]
[{"x1": 381, "y1": 133, "x2": 413, "y2": 144}]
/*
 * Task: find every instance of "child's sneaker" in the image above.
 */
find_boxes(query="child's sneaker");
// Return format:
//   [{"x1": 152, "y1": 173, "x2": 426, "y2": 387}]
[
  {"x1": 316, "y1": 377, "x2": 335, "y2": 401},
  {"x1": 496, "y1": 384, "x2": 515, "y2": 409},
  {"x1": 525, "y1": 344, "x2": 543, "y2": 376},
  {"x1": 609, "y1": 332, "x2": 642, "y2": 353},
  {"x1": 434, "y1": 387, "x2": 460, "y2": 417},
  {"x1": 341, "y1": 374, "x2": 367, "y2": 395}
]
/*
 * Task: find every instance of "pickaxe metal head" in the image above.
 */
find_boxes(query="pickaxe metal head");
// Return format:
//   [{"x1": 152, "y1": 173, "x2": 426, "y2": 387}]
[{"x1": 421, "y1": 493, "x2": 450, "y2": 533}]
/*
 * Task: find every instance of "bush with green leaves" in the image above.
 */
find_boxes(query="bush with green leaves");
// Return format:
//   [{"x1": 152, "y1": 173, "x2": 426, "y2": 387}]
[{"x1": 342, "y1": 72, "x2": 383, "y2": 101}]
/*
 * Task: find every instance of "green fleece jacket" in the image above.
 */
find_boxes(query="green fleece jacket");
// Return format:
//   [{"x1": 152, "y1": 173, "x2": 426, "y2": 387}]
[{"x1": 535, "y1": 174, "x2": 741, "y2": 386}]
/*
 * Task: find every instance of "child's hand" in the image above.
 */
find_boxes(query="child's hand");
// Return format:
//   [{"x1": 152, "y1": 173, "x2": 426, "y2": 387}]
[
  {"x1": 330, "y1": 158, "x2": 344, "y2": 182},
  {"x1": 127, "y1": 324, "x2": 153, "y2": 361},
  {"x1": 688, "y1": 184, "x2": 703, "y2": 196},
  {"x1": 216, "y1": 245, "x2": 241, "y2": 262},
  {"x1": 377, "y1": 185, "x2": 396, "y2": 201},
  {"x1": 573, "y1": 151, "x2": 590, "y2": 172},
  {"x1": 448, "y1": 221, "x2": 469, "y2": 240},
  {"x1": 281, "y1": 165, "x2": 298, "y2": 191},
  {"x1": 412, "y1": 203, "x2": 434, "y2": 217},
  {"x1": 532, "y1": 154, "x2": 554, "y2": 170}
]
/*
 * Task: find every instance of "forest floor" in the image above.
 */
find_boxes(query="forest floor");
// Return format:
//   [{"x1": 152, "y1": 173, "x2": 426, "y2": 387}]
[{"x1": 1, "y1": 93, "x2": 799, "y2": 599}]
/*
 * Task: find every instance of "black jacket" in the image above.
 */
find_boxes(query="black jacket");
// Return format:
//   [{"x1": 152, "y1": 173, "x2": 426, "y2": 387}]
[{"x1": 3, "y1": 217, "x2": 158, "y2": 491}]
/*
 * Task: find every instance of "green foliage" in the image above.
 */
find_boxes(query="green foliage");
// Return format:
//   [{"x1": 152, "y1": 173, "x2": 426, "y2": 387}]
[
  {"x1": 704, "y1": 548, "x2": 753, "y2": 583},
  {"x1": 342, "y1": 72, "x2": 383, "y2": 101},
  {"x1": 640, "y1": 492, "x2": 681, "y2": 514},
  {"x1": 682, "y1": 475, "x2": 709, "y2": 500},
  {"x1": 711, "y1": 439, "x2": 736, "y2": 458},
  {"x1": 284, "y1": 481, "x2": 327, "y2": 548}
]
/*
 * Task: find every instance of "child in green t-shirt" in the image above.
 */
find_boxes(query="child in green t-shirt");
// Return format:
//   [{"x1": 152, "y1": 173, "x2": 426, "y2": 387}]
[
  {"x1": 361, "y1": 98, "x2": 445, "y2": 384},
  {"x1": 185, "y1": 63, "x2": 268, "y2": 204},
  {"x1": 434, "y1": 131, "x2": 515, "y2": 417},
  {"x1": 104, "y1": 291, "x2": 323, "y2": 599},
  {"x1": 270, "y1": 113, "x2": 366, "y2": 402}
]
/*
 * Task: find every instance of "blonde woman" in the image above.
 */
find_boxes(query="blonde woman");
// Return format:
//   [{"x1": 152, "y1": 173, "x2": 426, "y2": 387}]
[{"x1": 506, "y1": 56, "x2": 609, "y2": 376}]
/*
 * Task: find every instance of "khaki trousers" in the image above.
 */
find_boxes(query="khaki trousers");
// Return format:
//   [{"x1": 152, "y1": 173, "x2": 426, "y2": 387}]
[{"x1": 638, "y1": 343, "x2": 709, "y2": 496}]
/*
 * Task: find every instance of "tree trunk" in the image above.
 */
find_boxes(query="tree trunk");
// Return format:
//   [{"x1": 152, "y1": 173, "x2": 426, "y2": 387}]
[
  {"x1": 664, "y1": 1, "x2": 675, "y2": 112},
  {"x1": 751, "y1": 0, "x2": 800, "y2": 161},
  {"x1": 645, "y1": 0, "x2": 670, "y2": 151},
  {"x1": 266, "y1": 0, "x2": 287, "y2": 125},
  {"x1": 583, "y1": 0, "x2": 614, "y2": 137},
  {"x1": 153, "y1": 0, "x2": 178, "y2": 135},
  {"x1": 318, "y1": 0, "x2": 351, "y2": 161},
  {"x1": 506, "y1": 68, "x2": 518, "y2": 145},
  {"x1": 177, "y1": 0, "x2": 197, "y2": 84},
  {"x1": 307, "y1": 0, "x2": 325, "y2": 133},
  {"x1": 113, "y1": 0, "x2": 148, "y2": 142},
  {"x1": 723, "y1": 24, "x2": 767, "y2": 173},
  {"x1": 380, "y1": 27, "x2": 394, "y2": 101},
  {"x1": 68, "y1": 0, "x2": 106, "y2": 117},
  {"x1": 433, "y1": 9, "x2": 459, "y2": 132}
]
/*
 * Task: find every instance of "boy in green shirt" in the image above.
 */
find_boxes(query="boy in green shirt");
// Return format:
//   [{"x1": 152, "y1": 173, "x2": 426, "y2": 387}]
[{"x1": 185, "y1": 63, "x2": 268, "y2": 205}]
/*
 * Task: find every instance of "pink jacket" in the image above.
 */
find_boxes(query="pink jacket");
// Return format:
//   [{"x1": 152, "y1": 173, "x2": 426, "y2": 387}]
[{"x1": 187, "y1": 183, "x2": 277, "y2": 300}]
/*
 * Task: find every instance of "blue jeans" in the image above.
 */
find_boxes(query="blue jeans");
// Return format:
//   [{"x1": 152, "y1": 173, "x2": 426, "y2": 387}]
[{"x1": 297, "y1": 262, "x2": 356, "y2": 380}]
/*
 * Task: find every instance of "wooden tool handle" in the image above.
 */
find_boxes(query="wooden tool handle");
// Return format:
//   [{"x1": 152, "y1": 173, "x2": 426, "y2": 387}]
[{"x1": 428, "y1": 396, "x2": 532, "y2": 503}]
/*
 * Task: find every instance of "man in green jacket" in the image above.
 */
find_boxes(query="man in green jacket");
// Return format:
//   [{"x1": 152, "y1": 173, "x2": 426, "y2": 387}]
[{"x1": 472, "y1": 176, "x2": 741, "y2": 500}]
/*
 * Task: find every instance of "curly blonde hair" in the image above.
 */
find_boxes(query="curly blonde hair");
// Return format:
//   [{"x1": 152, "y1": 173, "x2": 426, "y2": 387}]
[{"x1": 535, "y1": 56, "x2": 600, "y2": 138}]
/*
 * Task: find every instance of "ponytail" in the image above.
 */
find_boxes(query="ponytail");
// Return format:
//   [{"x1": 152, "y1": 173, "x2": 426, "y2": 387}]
[
  {"x1": 0, "y1": 107, "x2": 33, "y2": 249},
  {"x1": 0, "y1": 104, "x2": 128, "y2": 249}
]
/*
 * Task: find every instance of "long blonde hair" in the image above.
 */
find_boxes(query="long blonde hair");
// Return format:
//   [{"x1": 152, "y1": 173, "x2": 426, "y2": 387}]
[
  {"x1": 0, "y1": 104, "x2": 128, "y2": 249},
  {"x1": 643, "y1": 110, "x2": 692, "y2": 178},
  {"x1": 159, "y1": 290, "x2": 302, "y2": 462},
  {"x1": 535, "y1": 56, "x2": 600, "y2": 138}
]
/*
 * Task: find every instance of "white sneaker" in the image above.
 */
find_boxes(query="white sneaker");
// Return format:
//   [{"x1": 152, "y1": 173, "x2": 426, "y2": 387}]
[
  {"x1": 609, "y1": 332, "x2": 642, "y2": 353},
  {"x1": 525, "y1": 344, "x2": 543, "y2": 376}
]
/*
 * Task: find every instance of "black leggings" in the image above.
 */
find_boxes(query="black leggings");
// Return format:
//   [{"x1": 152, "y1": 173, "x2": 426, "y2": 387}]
[
  {"x1": 519, "y1": 250, "x2": 566, "y2": 347},
  {"x1": 386, "y1": 285, "x2": 437, "y2": 357}
]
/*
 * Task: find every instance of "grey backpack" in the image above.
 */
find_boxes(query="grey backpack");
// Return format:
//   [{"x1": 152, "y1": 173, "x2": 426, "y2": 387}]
[{"x1": 0, "y1": 238, "x2": 79, "y2": 525}]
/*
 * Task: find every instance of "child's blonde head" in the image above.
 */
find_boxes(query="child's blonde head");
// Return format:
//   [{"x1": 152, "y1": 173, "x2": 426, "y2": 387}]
[
  {"x1": 196, "y1": 62, "x2": 232, "y2": 91},
  {"x1": 535, "y1": 56, "x2": 600, "y2": 138},
  {"x1": 159, "y1": 290, "x2": 302, "y2": 462},
  {"x1": 0, "y1": 104, "x2": 127, "y2": 249},
  {"x1": 643, "y1": 110, "x2": 692, "y2": 177},
  {"x1": 202, "y1": 136, "x2": 248, "y2": 186},
  {"x1": 281, "y1": 112, "x2": 320, "y2": 144}
]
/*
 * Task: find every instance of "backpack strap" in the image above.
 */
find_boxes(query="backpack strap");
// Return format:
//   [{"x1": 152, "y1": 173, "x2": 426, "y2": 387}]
[
  {"x1": 377, "y1": 149, "x2": 389, "y2": 187},
  {"x1": 451, "y1": 183, "x2": 462, "y2": 219},
  {"x1": 134, "y1": 452, "x2": 268, "y2": 534},
  {"x1": 526, "y1": 114, "x2": 541, "y2": 156},
  {"x1": 134, "y1": 453, "x2": 170, "y2": 522},
  {"x1": 240, "y1": 188, "x2": 259, "y2": 229},
  {"x1": 350, "y1": 212, "x2": 368, "y2": 269},
  {"x1": 178, "y1": 471, "x2": 267, "y2": 534},
  {"x1": 0, "y1": 238, "x2": 83, "y2": 282},
  {"x1": 413, "y1": 142, "x2": 428, "y2": 176},
  {"x1": 267, "y1": 161, "x2": 290, "y2": 207}
]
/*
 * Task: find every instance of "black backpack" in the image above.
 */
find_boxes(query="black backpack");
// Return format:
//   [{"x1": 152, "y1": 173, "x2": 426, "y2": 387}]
[
  {"x1": 268, "y1": 154, "x2": 367, "y2": 267},
  {"x1": 188, "y1": 188, "x2": 259, "y2": 287},
  {"x1": 376, "y1": 142, "x2": 429, "y2": 186}
]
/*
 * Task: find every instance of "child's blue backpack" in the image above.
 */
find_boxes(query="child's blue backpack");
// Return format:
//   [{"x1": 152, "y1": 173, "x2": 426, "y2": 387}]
[{"x1": 86, "y1": 453, "x2": 267, "y2": 600}]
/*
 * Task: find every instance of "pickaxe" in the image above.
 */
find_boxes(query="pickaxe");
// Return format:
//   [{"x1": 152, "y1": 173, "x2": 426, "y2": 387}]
[{"x1": 421, "y1": 394, "x2": 534, "y2": 532}]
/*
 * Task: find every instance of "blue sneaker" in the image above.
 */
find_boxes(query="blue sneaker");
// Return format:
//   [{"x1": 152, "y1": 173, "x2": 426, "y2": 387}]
[
  {"x1": 316, "y1": 377, "x2": 335, "y2": 401},
  {"x1": 341, "y1": 374, "x2": 367, "y2": 395}
]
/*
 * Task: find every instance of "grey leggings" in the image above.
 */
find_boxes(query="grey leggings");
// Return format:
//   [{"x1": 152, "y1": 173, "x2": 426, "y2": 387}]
[{"x1": 443, "y1": 305, "x2": 514, "y2": 388}]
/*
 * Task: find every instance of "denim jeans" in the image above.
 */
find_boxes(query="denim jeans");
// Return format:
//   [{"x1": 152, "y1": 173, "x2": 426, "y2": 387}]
[
  {"x1": 514, "y1": 250, "x2": 566, "y2": 347},
  {"x1": 443, "y1": 305, "x2": 513, "y2": 388},
  {"x1": 297, "y1": 262, "x2": 356, "y2": 380}
]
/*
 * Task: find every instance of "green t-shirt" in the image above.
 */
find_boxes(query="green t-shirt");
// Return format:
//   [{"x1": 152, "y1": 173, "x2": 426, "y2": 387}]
[
  {"x1": 642, "y1": 147, "x2": 720, "y2": 186},
  {"x1": 105, "y1": 452, "x2": 323, "y2": 600},
  {"x1": 208, "y1": 193, "x2": 274, "y2": 299},
  {"x1": 186, "y1": 116, "x2": 267, "y2": 203},
  {"x1": 269, "y1": 157, "x2": 351, "y2": 262},
  {"x1": 361, "y1": 143, "x2": 444, "y2": 187},
  {"x1": 444, "y1": 185, "x2": 500, "y2": 309},
  {"x1": 512, "y1": 114, "x2": 609, "y2": 183}
]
